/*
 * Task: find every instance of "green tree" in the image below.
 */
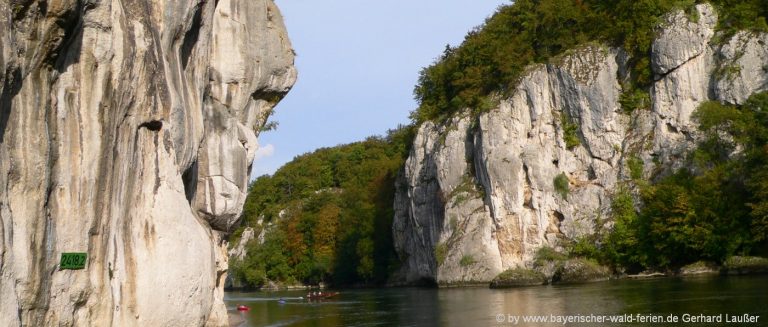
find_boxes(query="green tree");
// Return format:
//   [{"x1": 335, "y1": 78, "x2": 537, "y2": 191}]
[{"x1": 602, "y1": 186, "x2": 645, "y2": 271}]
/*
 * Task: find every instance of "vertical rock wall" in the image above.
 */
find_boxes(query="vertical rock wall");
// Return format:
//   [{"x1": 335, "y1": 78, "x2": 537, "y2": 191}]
[
  {"x1": 392, "y1": 4, "x2": 768, "y2": 285},
  {"x1": 0, "y1": 1, "x2": 296, "y2": 326}
]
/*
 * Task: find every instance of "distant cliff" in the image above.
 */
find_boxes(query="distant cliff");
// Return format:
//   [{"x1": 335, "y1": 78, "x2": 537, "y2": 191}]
[
  {"x1": 0, "y1": 1, "x2": 295, "y2": 326},
  {"x1": 391, "y1": 3, "x2": 768, "y2": 285}
]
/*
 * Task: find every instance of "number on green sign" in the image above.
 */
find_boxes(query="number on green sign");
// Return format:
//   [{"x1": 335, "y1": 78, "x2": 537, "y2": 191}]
[{"x1": 60, "y1": 253, "x2": 87, "y2": 270}]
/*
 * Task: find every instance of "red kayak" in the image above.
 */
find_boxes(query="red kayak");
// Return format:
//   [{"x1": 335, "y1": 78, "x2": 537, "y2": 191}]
[
  {"x1": 305, "y1": 292, "x2": 339, "y2": 300},
  {"x1": 236, "y1": 305, "x2": 250, "y2": 311}
]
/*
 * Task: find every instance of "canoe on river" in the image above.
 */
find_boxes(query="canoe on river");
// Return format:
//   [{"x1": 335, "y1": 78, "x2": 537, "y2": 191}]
[{"x1": 305, "y1": 292, "x2": 339, "y2": 300}]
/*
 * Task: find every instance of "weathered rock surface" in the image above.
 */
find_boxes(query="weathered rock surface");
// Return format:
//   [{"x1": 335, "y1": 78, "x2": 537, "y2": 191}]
[
  {"x1": 0, "y1": 1, "x2": 295, "y2": 326},
  {"x1": 224, "y1": 226, "x2": 255, "y2": 289},
  {"x1": 392, "y1": 4, "x2": 768, "y2": 285},
  {"x1": 489, "y1": 268, "x2": 546, "y2": 288},
  {"x1": 651, "y1": 4, "x2": 717, "y2": 75},
  {"x1": 552, "y1": 258, "x2": 610, "y2": 284},
  {"x1": 229, "y1": 227, "x2": 256, "y2": 262}
]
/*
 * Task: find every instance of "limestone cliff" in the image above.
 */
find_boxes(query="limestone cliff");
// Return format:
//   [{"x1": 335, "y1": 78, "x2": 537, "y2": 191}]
[
  {"x1": 0, "y1": 0, "x2": 296, "y2": 326},
  {"x1": 392, "y1": 4, "x2": 768, "y2": 285}
]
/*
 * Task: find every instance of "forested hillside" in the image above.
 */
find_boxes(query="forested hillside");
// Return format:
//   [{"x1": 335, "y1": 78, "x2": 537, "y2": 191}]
[{"x1": 229, "y1": 127, "x2": 414, "y2": 287}]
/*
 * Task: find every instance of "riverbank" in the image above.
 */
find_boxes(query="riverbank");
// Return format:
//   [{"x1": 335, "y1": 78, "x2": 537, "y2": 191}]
[
  {"x1": 224, "y1": 275, "x2": 768, "y2": 326},
  {"x1": 488, "y1": 256, "x2": 768, "y2": 289},
  {"x1": 225, "y1": 256, "x2": 768, "y2": 293},
  {"x1": 226, "y1": 283, "x2": 325, "y2": 292}
]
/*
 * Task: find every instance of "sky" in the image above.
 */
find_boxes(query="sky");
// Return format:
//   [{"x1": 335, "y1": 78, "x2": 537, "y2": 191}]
[{"x1": 252, "y1": 0, "x2": 510, "y2": 179}]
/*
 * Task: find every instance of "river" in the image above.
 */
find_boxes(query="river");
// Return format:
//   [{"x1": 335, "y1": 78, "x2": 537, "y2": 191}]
[{"x1": 224, "y1": 274, "x2": 768, "y2": 326}]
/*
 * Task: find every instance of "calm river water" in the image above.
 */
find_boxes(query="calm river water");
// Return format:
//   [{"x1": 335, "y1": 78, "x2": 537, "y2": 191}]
[{"x1": 225, "y1": 275, "x2": 768, "y2": 326}]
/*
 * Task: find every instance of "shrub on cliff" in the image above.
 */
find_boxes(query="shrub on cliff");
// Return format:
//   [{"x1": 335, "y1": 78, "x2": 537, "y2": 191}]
[{"x1": 554, "y1": 173, "x2": 570, "y2": 199}]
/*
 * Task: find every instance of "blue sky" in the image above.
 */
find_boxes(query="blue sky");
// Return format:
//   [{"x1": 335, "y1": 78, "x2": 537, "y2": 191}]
[{"x1": 252, "y1": 0, "x2": 510, "y2": 179}]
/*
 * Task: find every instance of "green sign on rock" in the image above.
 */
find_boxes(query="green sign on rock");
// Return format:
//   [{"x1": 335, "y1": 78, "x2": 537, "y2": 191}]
[{"x1": 60, "y1": 253, "x2": 87, "y2": 270}]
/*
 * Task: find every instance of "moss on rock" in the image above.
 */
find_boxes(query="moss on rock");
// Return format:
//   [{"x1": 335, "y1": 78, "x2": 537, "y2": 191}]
[
  {"x1": 679, "y1": 261, "x2": 719, "y2": 276},
  {"x1": 489, "y1": 268, "x2": 547, "y2": 288},
  {"x1": 723, "y1": 256, "x2": 768, "y2": 275},
  {"x1": 553, "y1": 258, "x2": 611, "y2": 284}
]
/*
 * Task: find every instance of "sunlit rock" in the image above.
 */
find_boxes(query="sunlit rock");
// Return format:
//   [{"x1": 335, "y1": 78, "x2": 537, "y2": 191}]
[
  {"x1": 392, "y1": 3, "x2": 768, "y2": 285},
  {"x1": 0, "y1": 1, "x2": 295, "y2": 326}
]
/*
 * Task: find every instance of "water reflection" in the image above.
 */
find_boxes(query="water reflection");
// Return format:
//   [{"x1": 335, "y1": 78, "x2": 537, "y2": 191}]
[{"x1": 225, "y1": 275, "x2": 768, "y2": 326}]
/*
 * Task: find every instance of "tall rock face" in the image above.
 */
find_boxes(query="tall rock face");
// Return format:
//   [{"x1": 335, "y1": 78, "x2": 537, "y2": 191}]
[
  {"x1": 392, "y1": 4, "x2": 768, "y2": 285},
  {"x1": 0, "y1": 1, "x2": 296, "y2": 326}
]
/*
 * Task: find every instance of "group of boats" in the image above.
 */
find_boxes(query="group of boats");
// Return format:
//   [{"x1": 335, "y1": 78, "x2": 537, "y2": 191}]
[
  {"x1": 236, "y1": 291, "x2": 340, "y2": 311},
  {"x1": 304, "y1": 291, "x2": 340, "y2": 300}
]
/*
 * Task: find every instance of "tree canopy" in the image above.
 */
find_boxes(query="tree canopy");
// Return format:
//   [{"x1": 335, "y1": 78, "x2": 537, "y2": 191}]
[{"x1": 412, "y1": 0, "x2": 768, "y2": 124}]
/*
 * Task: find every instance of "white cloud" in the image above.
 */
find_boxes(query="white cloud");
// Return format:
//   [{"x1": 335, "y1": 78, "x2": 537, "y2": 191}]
[{"x1": 254, "y1": 143, "x2": 275, "y2": 160}]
